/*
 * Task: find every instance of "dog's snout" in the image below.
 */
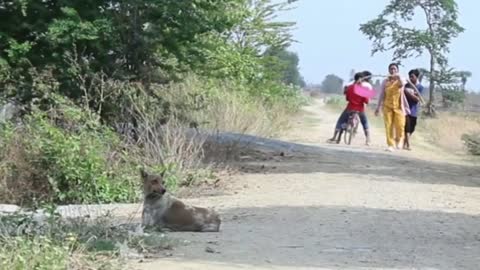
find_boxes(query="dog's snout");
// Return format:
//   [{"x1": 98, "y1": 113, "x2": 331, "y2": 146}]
[{"x1": 160, "y1": 188, "x2": 166, "y2": 194}]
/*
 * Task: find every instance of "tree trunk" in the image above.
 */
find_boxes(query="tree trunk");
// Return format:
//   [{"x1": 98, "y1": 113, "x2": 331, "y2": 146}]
[
  {"x1": 424, "y1": 7, "x2": 436, "y2": 117},
  {"x1": 427, "y1": 53, "x2": 435, "y2": 116}
]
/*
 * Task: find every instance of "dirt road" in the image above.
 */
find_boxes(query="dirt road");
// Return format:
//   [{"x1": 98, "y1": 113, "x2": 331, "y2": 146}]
[{"x1": 133, "y1": 99, "x2": 480, "y2": 270}]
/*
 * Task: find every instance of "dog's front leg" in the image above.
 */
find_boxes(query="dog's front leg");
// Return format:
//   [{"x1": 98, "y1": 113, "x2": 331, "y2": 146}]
[{"x1": 141, "y1": 207, "x2": 155, "y2": 227}]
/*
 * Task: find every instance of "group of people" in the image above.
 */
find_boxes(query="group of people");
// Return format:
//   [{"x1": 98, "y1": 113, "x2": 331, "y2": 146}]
[{"x1": 327, "y1": 63, "x2": 424, "y2": 152}]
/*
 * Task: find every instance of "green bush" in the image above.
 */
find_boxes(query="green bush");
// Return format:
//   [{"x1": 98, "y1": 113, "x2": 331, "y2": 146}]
[
  {"x1": 0, "y1": 212, "x2": 126, "y2": 270},
  {"x1": 461, "y1": 132, "x2": 480, "y2": 155},
  {"x1": 0, "y1": 236, "x2": 70, "y2": 270},
  {"x1": 441, "y1": 85, "x2": 465, "y2": 108},
  {"x1": 325, "y1": 95, "x2": 347, "y2": 108},
  {"x1": 0, "y1": 95, "x2": 139, "y2": 205}
]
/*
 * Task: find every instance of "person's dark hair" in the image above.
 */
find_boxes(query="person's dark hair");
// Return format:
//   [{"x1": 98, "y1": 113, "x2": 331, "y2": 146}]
[
  {"x1": 408, "y1": 69, "x2": 420, "y2": 77},
  {"x1": 353, "y1": 72, "x2": 363, "y2": 81},
  {"x1": 362, "y1": 70, "x2": 372, "y2": 77},
  {"x1": 388, "y1": 63, "x2": 399, "y2": 70},
  {"x1": 359, "y1": 70, "x2": 372, "y2": 81}
]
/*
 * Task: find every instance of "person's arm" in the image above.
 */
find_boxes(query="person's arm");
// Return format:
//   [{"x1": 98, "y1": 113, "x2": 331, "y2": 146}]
[
  {"x1": 402, "y1": 90, "x2": 411, "y2": 115},
  {"x1": 346, "y1": 85, "x2": 354, "y2": 101},
  {"x1": 364, "y1": 97, "x2": 370, "y2": 105},
  {"x1": 375, "y1": 79, "x2": 386, "y2": 114},
  {"x1": 343, "y1": 80, "x2": 354, "y2": 95},
  {"x1": 405, "y1": 87, "x2": 420, "y2": 102}
]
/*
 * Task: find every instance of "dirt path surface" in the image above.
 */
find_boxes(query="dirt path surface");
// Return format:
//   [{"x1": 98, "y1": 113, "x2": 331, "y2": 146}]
[{"x1": 132, "y1": 99, "x2": 480, "y2": 270}]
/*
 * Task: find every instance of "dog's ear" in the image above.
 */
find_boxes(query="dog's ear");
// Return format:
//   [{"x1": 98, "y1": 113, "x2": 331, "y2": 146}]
[{"x1": 139, "y1": 168, "x2": 148, "y2": 180}]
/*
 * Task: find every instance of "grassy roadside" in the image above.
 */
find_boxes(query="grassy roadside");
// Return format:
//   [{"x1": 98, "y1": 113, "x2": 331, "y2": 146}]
[
  {"x1": 0, "y1": 78, "x2": 306, "y2": 270},
  {"x1": 0, "y1": 209, "x2": 186, "y2": 269}
]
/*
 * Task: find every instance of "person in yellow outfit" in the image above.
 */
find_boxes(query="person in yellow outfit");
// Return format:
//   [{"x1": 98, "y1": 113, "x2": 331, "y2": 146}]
[{"x1": 375, "y1": 63, "x2": 411, "y2": 152}]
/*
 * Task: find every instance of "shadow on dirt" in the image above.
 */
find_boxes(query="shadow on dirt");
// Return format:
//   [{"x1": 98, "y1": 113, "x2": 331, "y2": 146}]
[
  {"x1": 206, "y1": 131, "x2": 480, "y2": 188},
  {"x1": 161, "y1": 204, "x2": 480, "y2": 270}
]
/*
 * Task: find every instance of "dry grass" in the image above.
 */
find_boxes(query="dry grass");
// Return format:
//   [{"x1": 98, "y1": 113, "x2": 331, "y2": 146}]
[
  {"x1": 196, "y1": 96, "x2": 295, "y2": 163},
  {"x1": 365, "y1": 106, "x2": 480, "y2": 156},
  {"x1": 125, "y1": 87, "x2": 208, "y2": 189},
  {"x1": 308, "y1": 91, "x2": 323, "y2": 98},
  {"x1": 161, "y1": 76, "x2": 294, "y2": 138},
  {"x1": 131, "y1": 117, "x2": 208, "y2": 189},
  {"x1": 200, "y1": 95, "x2": 279, "y2": 137},
  {"x1": 0, "y1": 125, "x2": 52, "y2": 204},
  {"x1": 150, "y1": 76, "x2": 297, "y2": 165},
  {"x1": 417, "y1": 112, "x2": 480, "y2": 154}
]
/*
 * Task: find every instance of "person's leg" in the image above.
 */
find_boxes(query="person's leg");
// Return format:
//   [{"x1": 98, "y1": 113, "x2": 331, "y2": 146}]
[
  {"x1": 328, "y1": 109, "x2": 347, "y2": 142},
  {"x1": 406, "y1": 116, "x2": 417, "y2": 150},
  {"x1": 359, "y1": 111, "x2": 370, "y2": 145},
  {"x1": 335, "y1": 111, "x2": 350, "y2": 143},
  {"x1": 383, "y1": 107, "x2": 395, "y2": 149},
  {"x1": 403, "y1": 116, "x2": 411, "y2": 149},
  {"x1": 394, "y1": 109, "x2": 406, "y2": 149},
  {"x1": 410, "y1": 116, "x2": 417, "y2": 134}
]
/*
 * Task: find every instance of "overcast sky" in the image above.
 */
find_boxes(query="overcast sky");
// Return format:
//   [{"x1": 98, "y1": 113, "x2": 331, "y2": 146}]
[{"x1": 278, "y1": 0, "x2": 479, "y2": 91}]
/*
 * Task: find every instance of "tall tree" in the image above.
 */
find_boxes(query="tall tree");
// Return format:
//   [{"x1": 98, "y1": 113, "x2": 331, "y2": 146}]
[
  {"x1": 359, "y1": 0, "x2": 464, "y2": 115},
  {"x1": 192, "y1": 0, "x2": 298, "y2": 85},
  {"x1": 0, "y1": 0, "x2": 245, "y2": 95},
  {"x1": 263, "y1": 47, "x2": 305, "y2": 87},
  {"x1": 455, "y1": 70, "x2": 472, "y2": 92},
  {"x1": 418, "y1": 68, "x2": 429, "y2": 83},
  {"x1": 227, "y1": 0, "x2": 296, "y2": 53},
  {"x1": 320, "y1": 74, "x2": 343, "y2": 94}
]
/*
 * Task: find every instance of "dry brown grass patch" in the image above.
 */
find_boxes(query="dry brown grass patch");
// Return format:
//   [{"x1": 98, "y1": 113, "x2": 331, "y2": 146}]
[{"x1": 418, "y1": 112, "x2": 480, "y2": 154}]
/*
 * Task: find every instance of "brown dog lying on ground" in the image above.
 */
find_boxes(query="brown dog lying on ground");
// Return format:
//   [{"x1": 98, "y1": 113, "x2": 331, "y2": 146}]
[{"x1": 140, "y1": 169, "x2": 221, "y2": 232}]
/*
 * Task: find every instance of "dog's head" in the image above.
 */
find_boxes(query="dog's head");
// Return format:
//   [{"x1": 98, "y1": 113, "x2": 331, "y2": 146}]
[{"x1": 140, "y1": 168, "x2": 167, "y2": 197}]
